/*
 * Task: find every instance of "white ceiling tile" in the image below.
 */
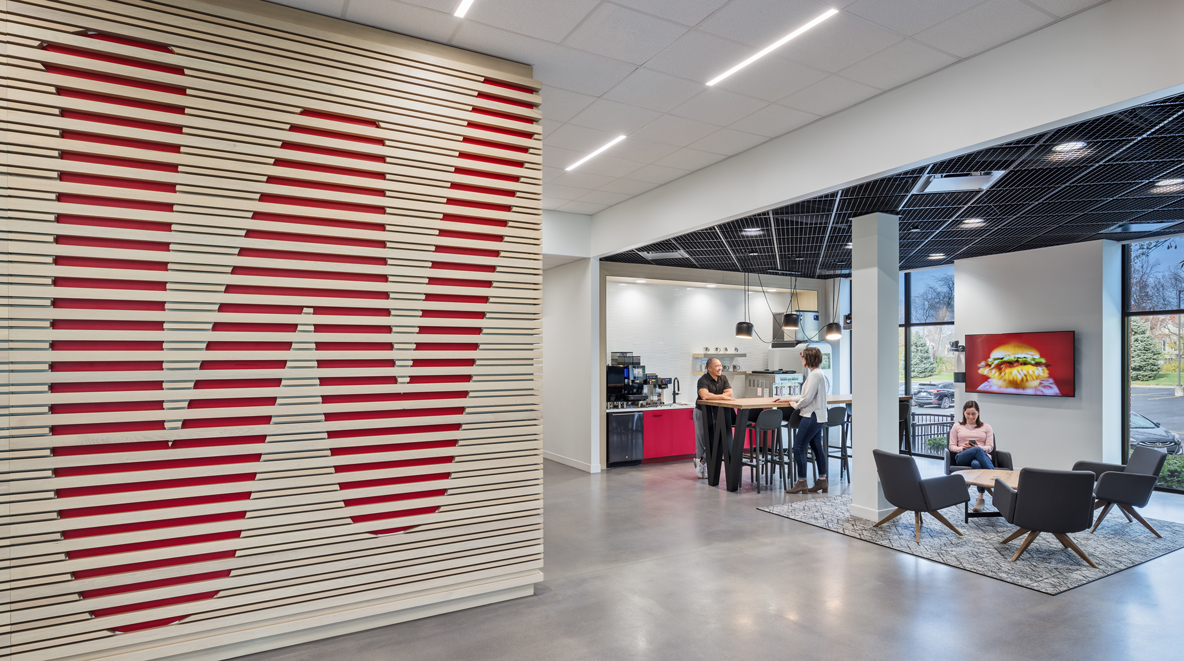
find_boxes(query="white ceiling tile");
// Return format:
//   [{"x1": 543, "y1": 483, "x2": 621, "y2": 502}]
[
  {"x1": 698, "y1": 0, "x2": 835, "y2": 49},
  {"x1": 541, "y1": 166, "x2": 565, "y2": 183},
  {"x1": 1025, "y1": 0, "x2": 1106, "y2": 17},
  {"x1": 839, "y1": 39, "x2": 958, "y2": 90},
  {"x1": 397, "y1": 0, "x2": 456, "y2": 11},
  {"x1": 545, "y1": 123, "x2": 620, "y2": 153},
  {"x1": 569, "y1": 154, "x2": 646, "y2": 178},
  {"x1": 558, "y1": 200, "x2": 610, "y2": 214},
  {"x1": 343, "y1": 0, "x2": 461, "y2": 43},
  {"x1": 630, "y1": 114, "x2": 720, "y2": 146},
  {"x1": 542, "y1": 198, "x2": 568, "y2": 210},
  {"x1": 654, "y1": 147, "x2": 729, "y2": 170},
  {"x1": 541, "y1": 143, "x2": 589, "y2": 170},
  {"x1": 644, "y1": 30, "x2": 756, "y2": 83},
  {"x1": 607, "y1": 137, "x2": 682, "y2": 164},
  {"x1": 687, "y1": 128, "x2": 768, "y2": 156},
  {"x1": 598, "y1": 178, "x2": 661, "y2": 195},
  {"x1": 612, "y1": 0, "x2": 730, "y2": 26},
  {"x1": 551, "y1": 170, "x2": 618, "y2": 190},
  {"x1": 540, "y1": 85, "x2": 598, "y2": 123},
  {"x1": 567, "y1": 99, "x2": 663, "y2": 134},
  {"x1": 578, "y1": 190, "x2": 634, "y2": 206},
  {"x1": 669, "y1": 89, "x2": 768, "y2": 126},
  {"x1": 267, "y1": 0, "x2": 347, "y2": 16},
  {"x1": 845, "y1": 0, "x2": 983, "y2": 36},
  {"x1": 563, "y1": 4, "x2": 689, "y2": 65},
  {"x1": 913, "y1": 0, "x2": 1056, "y2": 59},
  {"x1": 450, "y1": 22, "x2": 636, "y2": 96},
  {"x1": 545, "y1": 183, "x2": 596, "y2": 201},
  {"x1": 728, "y1": 104, "x2": 818, "y2": 137},
  {"x1": 778, "y1": 75, "x2": 880, "y2": 116},
  {"x1": 463, "y1": 0, "x2": 601, "y2": 43},
  {"x1": 602, "y1": 69, "x2": 704, "y2": 113},
  {"x1": 713, "y1": 57, "x2": 829, "y2": 102},
  {"x1": 628, "y1": 163, "x2": 692, "y2": 185},
  {"x1": 540, "y1": 118, "x2": 563, "y2": 139},
  {"x1": 777, "y1": 12, "x2": 903, "y2": 74}
]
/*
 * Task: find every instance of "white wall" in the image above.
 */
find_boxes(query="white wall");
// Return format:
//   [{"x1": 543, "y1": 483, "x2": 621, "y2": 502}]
[
  {"x1": 954, "y1": 241, "x2": 1123, "y2": 470},
  {"x1": 606, "y1": 283, "x2": 800, "y2": 400},
  {"x1": 542, "y1": 258, "x2": 601, "y2": 472},
  {"x1": 591, "y1": 0, "x2": 1184, "y2": 257}
]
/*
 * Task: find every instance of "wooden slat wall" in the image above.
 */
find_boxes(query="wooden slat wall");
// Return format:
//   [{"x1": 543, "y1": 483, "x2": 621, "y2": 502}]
[{"x1": 1, "y1": 1, "x2": 543, "y2": 659}]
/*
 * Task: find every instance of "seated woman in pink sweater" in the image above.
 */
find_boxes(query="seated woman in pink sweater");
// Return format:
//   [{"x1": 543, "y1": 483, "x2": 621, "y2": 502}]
[{"x1": 949, "y1": 400, "x2": 995, "y2": 512}]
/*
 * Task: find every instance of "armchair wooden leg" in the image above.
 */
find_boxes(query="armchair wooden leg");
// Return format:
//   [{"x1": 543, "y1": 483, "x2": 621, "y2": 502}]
[
  {"x1": 928, "y1": 510, "x2": 963, "y2": 536},
  {"x1": 1119, "y1": 504, "x2": 1162, "y2": 538},
  {"x1": 1011, "y1": 531, "x2": 1041, "y2": 561},
  {"x1": 915, "y1": 511, "x2": 922, "y2": 543},
  {"x1": 1001, "y1": 528, "x2": 1029, "y2": 544},
  {"x1": 1054, "y1": 533, "x2": 1099, "y2": 568},
  {"x1": 1094, "y1": 500, "x2": 1107, "y2": 510},
  {"x1": 1091, "y1": 502, "x2": 1114, "y2": 533},
  {"x1": 873, "y1": 507, "x2": 907, "y2": 528}
]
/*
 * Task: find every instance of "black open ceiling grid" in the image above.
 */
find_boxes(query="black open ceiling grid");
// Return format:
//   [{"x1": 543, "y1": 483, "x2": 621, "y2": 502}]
[{"x1": 604, "y1": 92, "x2": 1184, "y2": 277}]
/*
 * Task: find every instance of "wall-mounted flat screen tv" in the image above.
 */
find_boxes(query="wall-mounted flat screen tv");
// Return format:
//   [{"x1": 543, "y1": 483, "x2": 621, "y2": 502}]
[{"x1": 965, "y1": 331, "x2": 1075, "y2": 398}]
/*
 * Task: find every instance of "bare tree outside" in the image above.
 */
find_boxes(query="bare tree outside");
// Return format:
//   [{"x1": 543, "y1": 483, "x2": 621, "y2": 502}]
[{"x1": 910, "y1": 271, "x2": 955, "y2": 323}]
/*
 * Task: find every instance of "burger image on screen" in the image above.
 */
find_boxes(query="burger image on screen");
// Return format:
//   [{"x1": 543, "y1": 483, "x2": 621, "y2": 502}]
[{"x1": 978, "y1": 343, "x2": 1050, "y2": 390}]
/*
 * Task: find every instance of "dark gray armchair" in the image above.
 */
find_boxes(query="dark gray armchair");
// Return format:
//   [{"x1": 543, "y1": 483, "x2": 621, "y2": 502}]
[
  {"x1": 872, "y1": 449, "x2": 969, "y2": 543},
  {"x1": 994, "y1": 468, "x2": 1097, "y2": 567},
  {"x1": 944, "y1": 438, "x2": 1013, "y2": 475},
  {"x1": 1073, "y1": 446, "x2": 1167, "y2": 538}
]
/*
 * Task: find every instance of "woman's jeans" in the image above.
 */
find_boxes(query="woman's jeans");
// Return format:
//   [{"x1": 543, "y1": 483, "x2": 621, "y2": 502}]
[
  {"x1": 793, "y1": 412, "x2": 826, "y2": 481},
  {"x1": 955, "y1": 446, "x2": 994, "y2": 493}
]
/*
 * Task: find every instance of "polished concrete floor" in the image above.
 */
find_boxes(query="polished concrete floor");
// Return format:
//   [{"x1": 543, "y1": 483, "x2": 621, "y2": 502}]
[{"x1": 237, "y1": 457, "x2": 1184, "y2": 660}]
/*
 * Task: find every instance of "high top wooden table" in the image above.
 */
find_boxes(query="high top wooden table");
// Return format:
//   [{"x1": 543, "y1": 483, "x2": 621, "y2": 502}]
[{"x1": 696, "y1": 395, "x2": 911, "y2": 492}]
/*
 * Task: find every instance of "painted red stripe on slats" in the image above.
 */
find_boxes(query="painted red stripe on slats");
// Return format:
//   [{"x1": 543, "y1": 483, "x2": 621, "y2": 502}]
[
  {"x1": 54, "y1": 277, "x2": 167, "y2": 291},
  {"x1": 54, "y1": 420, "x2": 166, "y2": 435},
  {"x1": 257, "y1": 194, "x2": 385, "y2": 215},
  {"x1": 62, "y1": 131, "x2": 181, "y2": 153},
  {"x1": 425, "y1": 277, "x2": 492, "y2": 289},
  {"x1": 288, "y1": 125, "x2": 383, "y2": 146},
  {"x1": 62, "y1": 109, "x2": 182, "y2": 133},
  {"x1": 482, "y1": 79, "x2": 535, "y2": 94},
  {"x1": 63, "y1": 492, "x2": 253, "y2": 519},
  {"x1": 417, "y1": 326, "x2": 481, "y2": 335},
  {"x1": 435, "y1": 244, "x2": 500, "y2": 258},
  {"x1": 437, "y1": 229, "x2": 504, "y2": 243},
  {"x1": 476, "y1": 91, "x2": 534, "y2": 109},
  {"x1": 424, "y1": 293, "x2": 489, "y2": 304},
  {"x1": 299, "y1": 109, "x2": 379, "y2": 127},
  {"x1": 58, "y1": 194, "x2": 173, "y2": 212},
  {"x1": 231, "y1": 265, "x2": 387, "y2": 283},
  {"x1": 65, "y1": 511, "x2": 247, "y2": 540},
  {"x1": 56, "y1": 255, "x2": 168, "y2": 271},
  {"x1": 45, "y1": 43, "x2": 185, "y2": 75},
  {"x1": 75, "y1": 550, "x2": 237, "y2": 580},
  {"x1": 52, "y1": 400, "x2": 162, "y2": 414},
  {"x1": 66, "y1": 531, "x2": 243, "y2": 559},
  {"x1": 266, "y1": 176, "x2": 385, "y2": 197},
  {"x1": 458, "y1": 152, "x2": 524, "y2": 169},
  {"x1": 52, "y1": 380, "x2": 163, "y2": 392},
  {"x1": 60, "y1": 172, "x2": 176, "y2": 193},
  {"x1": 56, "y1": 235, "x2": 170, "y2": 253},
  {"x1": 53, "y1": 320, "x2": 162, "y2": 333},
  {"x1": 415, "y1": 343, "x2": 479, "y2": 351},
  {"x1": 271, "y1": 159, "x2": 385, "y2": 180},
  {"x1": 51, "y1": 361, "x2": 164, "y2": 372},
  {"x1": 453, "y1": 167, "x2": 518, "y2": 183},
  {"x1": 44, "y1": 65, "x2": 186, "y2": 95},
  {"x1": 449, "y1": 182, "x2": 515, "y2": 197},
  {"x1": 194, "y1": 379, "x2": 282, "y2": 389},
  {"x1": 278, "y1": 142, "x2": 385, "y2": 163},
  {"x1": 209, "y1": 322, "x2": 296, "y2": 333},
  {"x1": 62, "y1": 151, "x2": 178, "y2": 172},
  {"x1": 221, "y1": 283, "x2": 387, "y2": 299},
  {"x1": 431, "y1": 261, "x2": 496, "y2": 273},
  {"x1": 471, "y1": 107, "x2": 535, "y2": 126},
  {"x1": 57, "y1": 216, "x2": 170, "y2": 232},
  {"x1": 324, "y1": 407, "x2": 465, "y2": 421},
  {"x1": 467, "y1": 119, "x2": 534, "y2": 139},
  {"x1": 462, "y1": 136, "x2": 528, "y2": 154},
  {"x1": 420, "y1": 310, "x2": 486, "y2": 319},
  {"x1": 244, "y1": 226, "x2": 385, "y2": 247},
  {"x1": 58, "y1": 88, "x2": 184, "y2": 115}
]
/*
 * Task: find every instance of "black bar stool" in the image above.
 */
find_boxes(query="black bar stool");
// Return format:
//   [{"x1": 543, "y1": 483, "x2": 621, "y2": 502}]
[{"x1": 824, "y1": 406, "x2": 851, "y2": 484}]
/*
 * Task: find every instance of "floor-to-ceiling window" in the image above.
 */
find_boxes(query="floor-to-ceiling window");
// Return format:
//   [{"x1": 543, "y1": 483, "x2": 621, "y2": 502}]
[
  {"x1": 1125, "y1": 239, "x2": 1184, "y2": 492},
  {"x1": 899, "y1": 267, "x2": 956, "y2": 456}
]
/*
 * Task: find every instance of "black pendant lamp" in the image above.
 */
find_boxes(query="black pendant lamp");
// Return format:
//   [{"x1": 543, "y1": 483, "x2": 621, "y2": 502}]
[
  {"x1": 782, "y1": 313, "x2": 799, "y2": 331},
  {"x1": 736, "y1": 273, "x2": 753, "y2": 338},
  {"x1": 822, "y1": 277, "x2": 843, "y2": 341}
]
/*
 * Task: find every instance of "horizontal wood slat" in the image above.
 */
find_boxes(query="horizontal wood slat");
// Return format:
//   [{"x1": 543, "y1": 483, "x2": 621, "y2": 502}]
[{"x1": 0, "y1": 1, "x2": 543, "y2": 658}]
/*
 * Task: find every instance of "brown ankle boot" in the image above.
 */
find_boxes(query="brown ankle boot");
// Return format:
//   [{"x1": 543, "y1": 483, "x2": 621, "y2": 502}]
[
  {"x1": 808, "y1": 477, "x2": 828, "y2": 493},
  {"x1": 786, "y1": 479, "x2": 809, "y2": 494}
]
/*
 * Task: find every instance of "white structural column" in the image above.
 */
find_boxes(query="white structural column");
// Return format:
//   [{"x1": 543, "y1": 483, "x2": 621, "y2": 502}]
[
  {"x1": 542, "y1": 258, "x2": 603, "y2": 473},
  {"x1": 850, "y1": 212, "x2": 899, "y2": 521}
]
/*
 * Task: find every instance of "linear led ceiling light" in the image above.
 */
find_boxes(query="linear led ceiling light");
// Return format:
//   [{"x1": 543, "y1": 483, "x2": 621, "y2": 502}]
[
  {"x1": 706, "y1": 9, "x2": 838, "y2": 86},
  {"x1": 454, "y1": 0, "x2": 476, "y2": 18},
  {"x1": 565, "y1": 135, "x2": 626, "y2": 171}
]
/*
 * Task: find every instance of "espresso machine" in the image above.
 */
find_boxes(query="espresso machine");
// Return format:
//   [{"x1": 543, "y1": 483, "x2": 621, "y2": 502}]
[{"x1": 607, "y1": 352, "x2": 647, "y2": 409}]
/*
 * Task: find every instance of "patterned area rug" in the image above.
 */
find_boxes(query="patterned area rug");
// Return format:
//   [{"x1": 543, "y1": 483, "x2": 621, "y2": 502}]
[{"x1": 759, "y1": 490, "x2": 1184, "y2": 594}]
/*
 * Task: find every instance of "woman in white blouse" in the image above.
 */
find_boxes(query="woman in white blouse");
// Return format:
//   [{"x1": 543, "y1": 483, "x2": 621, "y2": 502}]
[{"x1": 786, "y1": 347, "x2": 829, "y2": 494}]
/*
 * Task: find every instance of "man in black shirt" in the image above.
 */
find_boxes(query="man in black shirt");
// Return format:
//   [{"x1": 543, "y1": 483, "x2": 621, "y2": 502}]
[{"x1": 694, "y1": 358, "x2": 734, "y2": 479}]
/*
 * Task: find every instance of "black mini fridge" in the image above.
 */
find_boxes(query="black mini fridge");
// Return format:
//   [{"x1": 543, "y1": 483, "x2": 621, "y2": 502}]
[{"x1": 606, "y1": 412, "x2": 643, "y2": 467}]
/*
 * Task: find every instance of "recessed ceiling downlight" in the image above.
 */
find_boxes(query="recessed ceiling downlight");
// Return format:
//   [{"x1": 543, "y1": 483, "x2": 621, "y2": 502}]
[
  {"x1": 1053, "y1": 141, "x2": 1087, "y2": 152},
  {"x1": 928, "y1": 253, "x2": 946, "y2": 260}
]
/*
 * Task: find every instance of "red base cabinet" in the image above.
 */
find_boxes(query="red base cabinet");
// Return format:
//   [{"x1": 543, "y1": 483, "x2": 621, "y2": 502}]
[{"x1": 643, "y1": 408, "x2": 696, "y2": 461}]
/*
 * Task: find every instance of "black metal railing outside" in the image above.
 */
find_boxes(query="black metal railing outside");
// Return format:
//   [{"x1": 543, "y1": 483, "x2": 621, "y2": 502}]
[{"x1": 904, "y1": 412, "x2": 955, "y2": 457}]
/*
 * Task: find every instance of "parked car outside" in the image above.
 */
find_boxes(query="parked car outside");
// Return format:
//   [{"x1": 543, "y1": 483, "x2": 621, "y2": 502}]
[
  {"x1": 1130, "y1": 411, "x2": 1182, "y2": 455},
  {"x1": 912, "y1": 382, "x2": 956, "y2": 409}
]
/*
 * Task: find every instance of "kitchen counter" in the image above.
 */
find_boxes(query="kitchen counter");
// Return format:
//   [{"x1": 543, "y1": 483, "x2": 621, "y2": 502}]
[{"x1": 605, "y1": 403, "x2": 696, "y2": 413}]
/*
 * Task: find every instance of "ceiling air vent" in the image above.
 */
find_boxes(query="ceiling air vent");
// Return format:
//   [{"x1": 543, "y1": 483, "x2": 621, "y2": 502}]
[
  {"x1": 911, "y1": 171, "x2": 1007, "y2": 194},
  {"x1": 637, "y1": 248, "x2": 689, "y2": 260},
  {"x1": 1102, "y1": 221, "x2": 1179, "y2": 234}
]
